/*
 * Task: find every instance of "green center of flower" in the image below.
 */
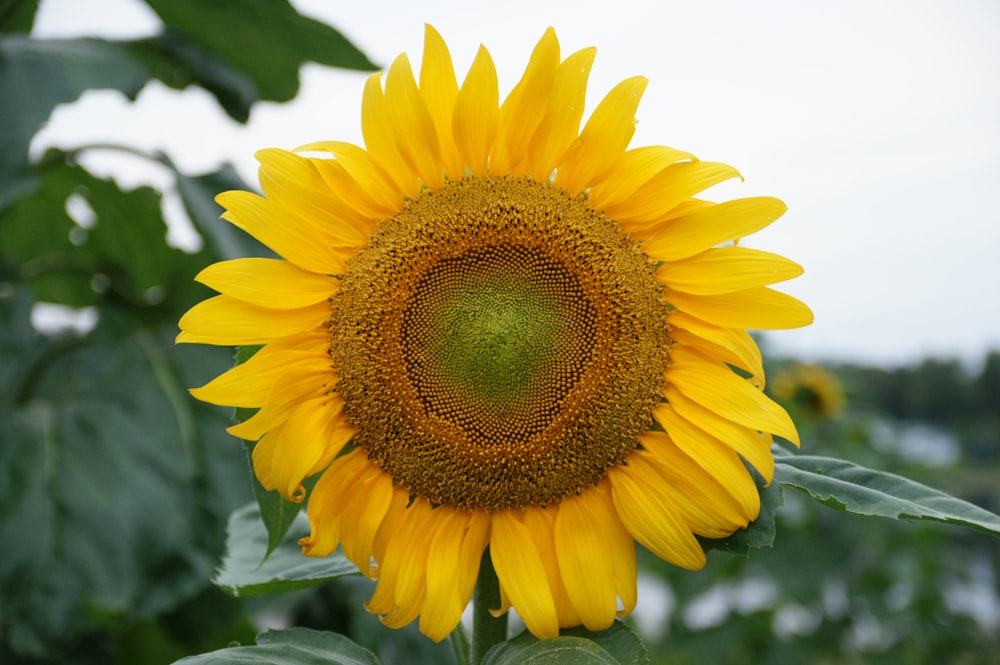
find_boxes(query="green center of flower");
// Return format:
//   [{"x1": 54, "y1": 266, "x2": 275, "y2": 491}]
[{"x1": 330, "y1": 176, "x2": 670, "y2": 511}]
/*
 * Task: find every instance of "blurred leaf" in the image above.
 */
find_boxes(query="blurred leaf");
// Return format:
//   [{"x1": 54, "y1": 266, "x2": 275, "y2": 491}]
[
  {"x1": 172, "y1": 627, "x2": 379, "y2": 665},
  {"x1": 483, "y1": 622, "x2": 646, "y2": 665},
  {"x1": 0, "y1": 291, "x2": 251, "y2": 657},
  {"x1": 142, "y1": 0, "x2": 377, "y2": 105},
  {"x1": 215, "y1": 502, "x2": 357, "y2": 598},
  {"x1": 560, "y1": 623, "x2": 649, "y2": 665},
  {"x1": 0, "y1": 7, "x2": 374, "y2": 205},
  {"x1": 776, "y1": 454, "x2": 1000, "y2": 536},
  {"x1": 0, "y1": 36, "x2": 150, "y2": 200},
  {"x1": 0, "y1": 0, "x2": 39, "y2": 34},
  {"x1": 0, "y1": 157, "x2": 182, "y2": 307}
]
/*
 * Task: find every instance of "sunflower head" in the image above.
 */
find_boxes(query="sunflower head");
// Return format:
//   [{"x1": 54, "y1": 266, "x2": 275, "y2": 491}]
[
  {"x1": 771, "y1": 363, "x2": 845, "y2": 420},
  {"x1": 178, "y1": 25, "x2": 812, "y2": 642}
]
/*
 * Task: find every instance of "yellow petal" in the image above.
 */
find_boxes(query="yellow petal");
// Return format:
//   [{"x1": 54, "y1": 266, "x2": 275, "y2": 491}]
[
  {"x1": 225, "y1": 364, "x2": 337, "y2": 441},
  {"x1": 299, "y1": 448, "x2": 371, "y2": 557},
  {"x1": 668, "y1": 311, "x2": 765, "y2": 387},
  {"x1": 190, "y1": 347, "x2": 328, "y2": 408},
  {"x1": 668, "y1": 345, "x2": 799, "y2": 444},
  {"x1": 658, "y1": 391, "x2": 776, "y2": 482},
  {"x1": 666, "y1": 286, "x2": 814, "y2": 330},
  {"x1": 491, "y1": 510, "x2": 559, "y2": 639},
  {"x1": 195, "y1": 258, "x2": 337, "y2": 309},
  {"x1": 632, "y1": 440, "x2": 755, "y2": 535},
  {"x1": 588, "y1": 480, "x2": 638, "y2": 616},
  {"x1": 527, "y1": 47, "x2": 596, "y2": 179},
  {"x1": 587, "y1": 145, "x2": 695, "y2": 211},
  {"x1": 176, "y1": 295, "x2": 330, "y2": 346},
  {"x1": 256, "y1": 148, "x2": 371, "y2": 245},
  {"x1": 554, "y1": 490, "x2": 618, "y2": 631},
  {"x1": 385, "y1": 53, "x2": 445, "y2": 190},
  {"x1": 453, "y1": 45, "x2": 498, "y2": 177},
  {"x1": 271, "y1": 395, "x2": 354, "y2": 502},
  {"x1": 419, "y1": 24, "x2": 464, "y2": 180},
  {"x1": 604, "y1": 161, "x2": 741, "y2": 226},
  {"x1": 298, "y1": 141, "x2": 403, "y2": 217},
  {"x1": 361, "y1": 72, "x2": 421, "y2": 199},
  {"x1": 214, "y1": 190, "x2": 351, "y2": 275},
  {"x1": 340, "y1": 465, "x2": 393, "y2": 578},
  {"x1": 642, "y1": 196, "x2": 787, "y2": 261},
  {"x1": 420, "y1": 508, "x2": 473, "y2": 641},
  {"x1": 657, "y1": 247, "x2": 804, "y2": 295},
  {"x1": 382, "y1": 500, "x2": 444, "y2": 630},
  {"x1": 643, "y1": 425, "x2": 762, "y2": 519},
  {"x1": 608, "y1": 461, "x2": 706, "y2": 570},
  {"x1": 554, "y1": 76, "x2": 648, "y2": 195},
  {"x1": 521, "y1": 505, "x2": 580, "y2": 628},
  {"x1": 492, "y1": 27, "x2": 560, "y2": 176}
]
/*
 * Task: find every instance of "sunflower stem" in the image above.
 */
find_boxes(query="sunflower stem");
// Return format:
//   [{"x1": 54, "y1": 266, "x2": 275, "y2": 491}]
[{"x1": 471, "y1": 548, "x2": 507, "y2": 664}]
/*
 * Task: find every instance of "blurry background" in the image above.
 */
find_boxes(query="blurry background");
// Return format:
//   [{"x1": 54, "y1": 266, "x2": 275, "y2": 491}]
[{"x1": 1, "y1": 1, "x2": 997, "y2": 664}]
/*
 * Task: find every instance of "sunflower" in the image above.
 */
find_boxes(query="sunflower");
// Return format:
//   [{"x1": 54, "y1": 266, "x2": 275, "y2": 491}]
[
  {"x1": 178, "y1": 25, "x2": 813, "y2": 641},
  {"x1": 771, "y1": 363, "x2": 845, "y2": 420}
]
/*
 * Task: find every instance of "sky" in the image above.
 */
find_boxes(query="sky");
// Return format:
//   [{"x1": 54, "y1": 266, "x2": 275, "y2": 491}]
[{"x1": 29, "y1": 0, "x2": 1000, "y2": 368}]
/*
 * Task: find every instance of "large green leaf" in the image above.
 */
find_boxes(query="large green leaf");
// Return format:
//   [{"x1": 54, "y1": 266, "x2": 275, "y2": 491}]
[
  {"x1": 142, "y1": 0, "x2": 377, "y2": 104},
  {"x1": 0, "y1": 0, "x2": 39, "y2": 34},
  {"x1": 0, "y1": 157, "x2": 189, "y2": 307},
  {"x1": 173, "y1": 628, "x2": 380, "y2": 665},
  {"x1": 483, "y1": 622, "x2": 648, "y2": 665},
  {"x1": 0, "y1": 5, "x2": 374, "y2": 206},
  {"x1": 215, "y1": 502, "x2": 358, "y2": 598},
  {"x1": 775, "y1": 454, "x2": 1000, "y2": 535},
  {"x1": 0, "y1": 293, "x2": 251, "y2": 657}
]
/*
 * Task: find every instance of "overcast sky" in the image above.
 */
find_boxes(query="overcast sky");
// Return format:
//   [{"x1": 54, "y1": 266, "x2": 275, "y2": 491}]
[{"x1": 30, "y1": 0, "x2": 1000, "y2": 368}]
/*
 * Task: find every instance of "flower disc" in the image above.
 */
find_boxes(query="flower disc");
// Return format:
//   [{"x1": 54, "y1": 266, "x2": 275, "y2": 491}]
[{"x1": 330, "y1": 176, "x2": 670, "y2": 510}]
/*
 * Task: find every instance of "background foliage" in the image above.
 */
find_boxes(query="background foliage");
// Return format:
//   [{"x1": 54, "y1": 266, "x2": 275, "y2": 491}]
[{"x1": 1, "y1": 2, "x2": 997, "y2": 664}]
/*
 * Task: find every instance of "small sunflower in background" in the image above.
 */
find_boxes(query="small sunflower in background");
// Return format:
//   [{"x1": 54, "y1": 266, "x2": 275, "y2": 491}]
[
  {"x1": 771, "y1": 363, "x2": 845, "y2": 420},
  {"x1": 178, "y1": 25, "x2": 812, "y2": 641}
]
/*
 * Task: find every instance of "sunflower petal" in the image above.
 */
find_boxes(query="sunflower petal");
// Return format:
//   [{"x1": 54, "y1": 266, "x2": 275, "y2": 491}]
[
  {"x1": 176, "y1": 295, "x2": 330, "y2": 346},
  {"x1": 666, "y1": 286, "x2": 814, "y2": 330},
  {"x1": 642, "y1": 196, "x2": 787, "y2": 261},
  {"x1": 453, "y1": 45, "x2": 499, "y2": 176},
  {"x1": 527, "y1": 47, "x2": 596, "y2": 179},
  {"x1": 555, "y1": 76, "x2": 648, "y2": 195},
  {"x1": 492, "y1": 27, "x2": 560, "y2": 176},
  {"x1": 605, "y1": 161, "x2": 741, "y2": 226},
  {"x1": 554, "y1": 491, "x2": 618, "y2": 631},
  {"x1": 491, "y1": 510, "x2": 559, "y2": 639},
  {"x1": 657, "y1": 247, "x2": 804, "y2": 295},
  {"x1": 419, "y1": 24, "x2": 464, "y2": 180},
  {"x1": 195, "y1": 258, "x2": 337, "y2": 309},
  {"x1": 608, "y1": 461, "x2": 706, "y2": 570}
]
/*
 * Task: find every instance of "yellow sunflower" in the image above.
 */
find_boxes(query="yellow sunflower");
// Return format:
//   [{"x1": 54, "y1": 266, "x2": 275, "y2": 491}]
[
  {"x1": 178, "y1": 25, "x2": 813, "y2": 641},
  {"x1": 771, "y1": 363, "x2": 845, "y2": 420}
]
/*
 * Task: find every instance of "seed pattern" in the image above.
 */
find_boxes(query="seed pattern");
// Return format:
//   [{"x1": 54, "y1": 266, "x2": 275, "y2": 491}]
[{"x1": 330, "y1": 176, "x2": 670, "y2": 510}]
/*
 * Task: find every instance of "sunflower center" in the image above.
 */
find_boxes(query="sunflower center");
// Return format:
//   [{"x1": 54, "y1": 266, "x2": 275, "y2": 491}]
[{"x1": 331, "y1": 176, "x2": 670, "y2": 511}]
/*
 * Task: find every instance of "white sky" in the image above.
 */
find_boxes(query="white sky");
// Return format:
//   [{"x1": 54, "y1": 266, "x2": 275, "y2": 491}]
[{"x1": 30, "y1": 0, "x2": 1000, "y2": 368}]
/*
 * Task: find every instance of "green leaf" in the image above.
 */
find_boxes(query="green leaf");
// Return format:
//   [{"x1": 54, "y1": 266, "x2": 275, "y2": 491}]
[
  {"x1": 142, "y1": 0, "x2": 378, "y2": 104},
  {"x1": 483, "y1": 622, "x2": 647, "y2": 665},
  {"x1": 214, "y1": 502, "x2": 358, "y2": 598},
  {"x1": 0, "y1": 303, "x2": 251, "y2": 657},
  {"x1": 0, "y1": 157, "x2": 181, "y2": 307},
  {"x1": 172, "y1": 627, "x2": 379, "y2": 665},
  {"x1": 0, "y1": 36, "x2": 150, "y2": 193},
  {"x1": 775, "y1": 454, "x2": 1000, "y2": 536},
  {"x1": 0, "y1": 0, "x2": 40, "y2": 34}
]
